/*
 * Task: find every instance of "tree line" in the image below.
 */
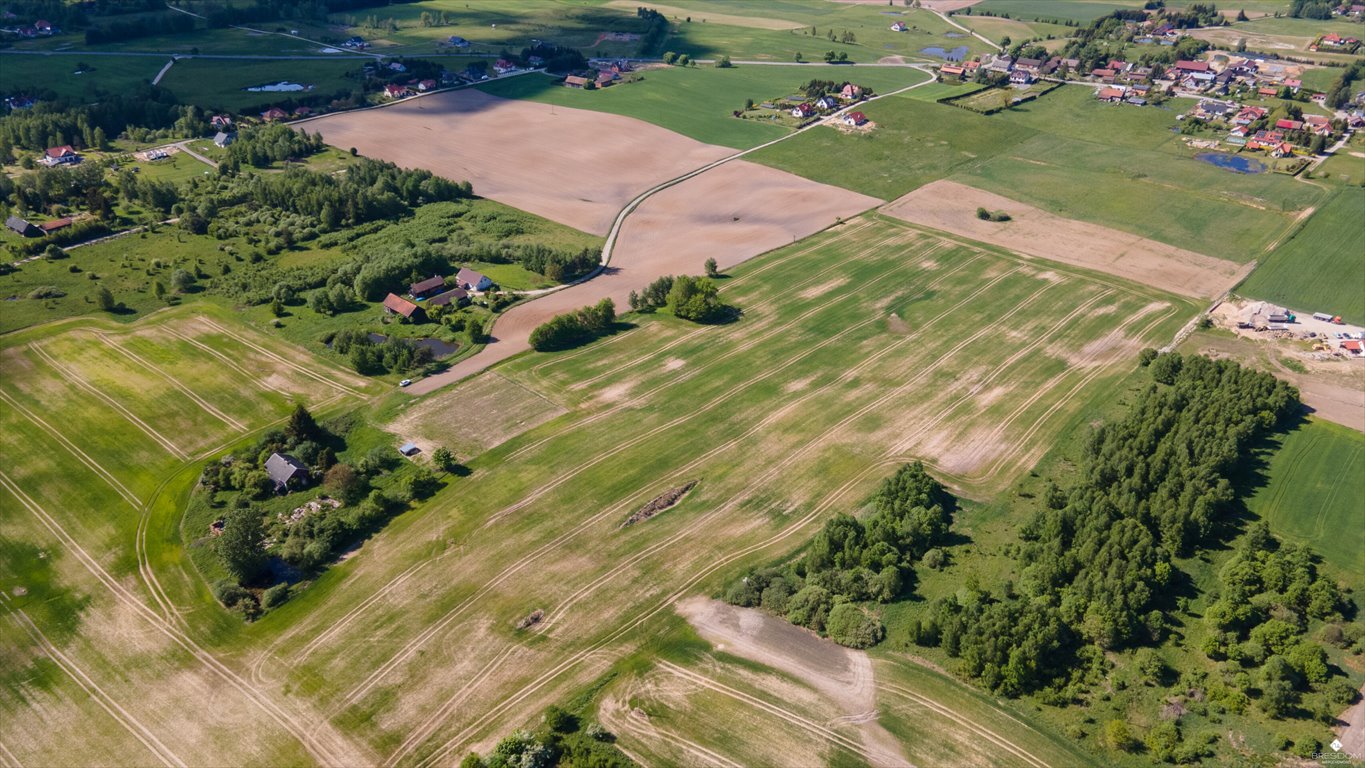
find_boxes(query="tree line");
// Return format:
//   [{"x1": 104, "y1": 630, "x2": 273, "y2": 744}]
[{"x1": 529, "y1": 298, "x2": 616, "y2": 351}]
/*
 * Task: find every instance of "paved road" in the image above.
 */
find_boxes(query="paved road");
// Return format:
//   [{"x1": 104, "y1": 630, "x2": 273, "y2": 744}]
[{"x1": 406, "y1": 65, "x2": 937, "y2": 394}]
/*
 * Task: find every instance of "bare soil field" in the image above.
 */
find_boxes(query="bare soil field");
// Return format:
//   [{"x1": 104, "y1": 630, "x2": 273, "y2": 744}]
[
  {"x1": 676, "y1": 597, "x2": 910, "y2": 768},
  {"x1": 408, "y1": 162, "x2": 878, "y2": 392},
  {"x1": 881, "y1": 180, "x2": 1247, "y2": 300},
  {"x1": 303, "y1": 89, "x2": 733, "y2": 236}
]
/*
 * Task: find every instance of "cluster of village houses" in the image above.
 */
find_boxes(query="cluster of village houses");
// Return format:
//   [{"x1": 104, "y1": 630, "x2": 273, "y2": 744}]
[
  {"x1": 774, "y1": 83, "x2": 871, "y2": 127},
  {"x1": 0, "y1": 11, "x2": 58, "y2": 38},
  {"x1": 380, "y1": 268, "x2": 493, "y2": 323},
  {"x1": 937, "y1": 43, "x2": 1362, "y2": 160},
  {"x1": 563, "y1": 58, "x2": 633, "y2": 90}
]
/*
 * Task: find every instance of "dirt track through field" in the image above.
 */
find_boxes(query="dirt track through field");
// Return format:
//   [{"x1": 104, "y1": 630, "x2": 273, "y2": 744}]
[
  {"x1": 407, "y1": 160, "x2": 879, "y2": 393},
  {"x1": 677, "y1": 598, "x2": 911, "y2": 768},
  {"x1": 882, "y1": 180, "x2": 1246, "y2": 300}
]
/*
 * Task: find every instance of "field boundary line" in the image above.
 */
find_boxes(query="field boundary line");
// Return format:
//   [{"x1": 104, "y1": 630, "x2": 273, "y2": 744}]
[
  {"x1": 656, "y1": 660, "x2": 872, "y2": 761},
  {"x1": 525, "y1": 219, "x2": 879, "y2": 387},
  {"x1": 507, "y1": 229, "x2": 933, "y2": 466},
  {"x1": 89, "y1": 330, "x2": 248, "y2": 431},
  {"x1": 163, "y1": 326, "x2": 273, "y2": 383},
  {"x1": 414, "y1": 455, "x2": 903, "y2": 766},
  {"x1": 605, "y1": 703, "x2": 743, "y2": 768},
  {"x1": 328, "y1": 245, "x2": 968, "y2": 707},
  {"x1": 2, "y1": 597, "x2": 188, "y2": 768},
  {"x1": 0, "y1": 474, "x2": 354, "y2": 767},
  {"x1": 0, "y1": 738, "x2": 21, "y2": 768},
  {"x1": 947, "y1": 305, "x2": 1180, "y2": 485},
  {"x1": 29, "y1": 344, "x2": 190, "y2": 460},
  {"x1": 196, "y1": 317, "x2": 365, "y2": 397},
  {"x1": 567, "y1": 226, "x2": 915, "y2": 393},
  {"x1": 384, "y1": 644, "x2": 520, "y2": 766}
]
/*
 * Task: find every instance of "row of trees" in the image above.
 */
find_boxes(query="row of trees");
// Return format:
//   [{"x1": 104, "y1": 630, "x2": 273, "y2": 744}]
[
  {"x1": 528, "y1": 298, "x2": 616, "y2": 351},
  {"x1": 726, "y1": 463, "x2": 955, "y2": 648},
  {"x1": 84, "y1": 10, "x2": 194, "y2": 44}
]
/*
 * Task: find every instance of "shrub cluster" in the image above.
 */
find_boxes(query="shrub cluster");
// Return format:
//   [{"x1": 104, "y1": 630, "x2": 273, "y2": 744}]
[{"x1": 529, "y1": 298, "x2": 615, "y2": 351}]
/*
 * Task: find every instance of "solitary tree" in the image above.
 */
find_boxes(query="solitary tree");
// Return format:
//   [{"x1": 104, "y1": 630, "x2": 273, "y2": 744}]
[
  {"x1": 285, "y1": 403, "x2": 318, "y2": 442},
  {"x1": 704, "y1": 257, "x2": 719, "y2": 278},
  {"x1": 431, "y1": 446, "x2": 455, "y2": 471},
  {"x1": 94, "y1": 287, "x2": 116, "y2": 312}
]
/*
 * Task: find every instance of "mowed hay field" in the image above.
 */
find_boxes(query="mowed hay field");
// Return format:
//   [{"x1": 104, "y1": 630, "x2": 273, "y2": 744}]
[
  {"x1": 226, "y1": 216, "x2": 1195, "y2": 765},
  {"x1": 304, "y1": 88, "x2": 733, "y2": 236},
  {"x1": 0, "y1": 308, "x2": 380, "y2": 766},
  {"x1": 1238, "y1": 187, "x2": 1365, "y2": 325}
]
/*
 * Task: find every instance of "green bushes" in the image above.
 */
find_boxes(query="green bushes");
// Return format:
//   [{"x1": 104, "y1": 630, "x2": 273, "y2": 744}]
[
  {"x1": 628, "y1": 274, "x2": 735, "y2": 323},
  {"x1": 727, "y1": 462, "x2": 952, "y2": 644},
  {"x1": 826, "y1": 603, "x2": 885, "y2": 648},
  {"x1": 975, "y1": 206, "x2": 1011, "y2": 222},
  {"x1": 529, "y1": 298, "x2": 616, "y2": 351}
]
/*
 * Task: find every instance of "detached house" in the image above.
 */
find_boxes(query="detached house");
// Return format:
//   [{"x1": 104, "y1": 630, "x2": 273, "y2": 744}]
[
  {"x1": 409, "y1": 275, "x2": 446, "y2": 298},
  {"x1": 40, "y1": 145, "x2": 79, "y2": 166},
  {"x1": 261, "y1": 107, "x2": 289, "y2": 121},
  {"x1": 842, "y1": 111, "x2": 868, "y2": 126},
  {"x1": 265, "y1": 453, "x2": 309, "y2": 492},
  {"x1": 455, "y1": 268, "x2": 492, "y2": 292},
  {"x1": 815, "y1": 95, "x2": 838, "y2": 110},
  {"x1": 839, "y1": 83, "x2": 863, "y2": 100},
  {"x1": 383, "y1": 83, "x2": 411, "y2": 99},
  {"x1": 790, "y1": 102, "x2": 816, "y2": 118},
  {"x1": 890, "y1": 21, "x2": 908, "y2": 32}
]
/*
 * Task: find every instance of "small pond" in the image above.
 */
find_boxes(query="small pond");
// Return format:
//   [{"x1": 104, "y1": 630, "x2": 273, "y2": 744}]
[
  {"x1": 366, "y1": 333, "x2": 459, "y2": 358},
  {"x1": 920, "y1": 45, "x2": 969, "y2": 61},
  {"x1": 1195, "y1": 152, "x2": 1266, "y2": 174},
  {"x1": 945, "y1": 32, "x2": 965, "y2": 38}
]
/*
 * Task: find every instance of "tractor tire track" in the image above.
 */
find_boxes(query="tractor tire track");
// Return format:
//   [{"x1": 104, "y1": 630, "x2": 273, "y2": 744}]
[
  {"x1": 88, "y1": 331, "x2": 247, "y2": 431},
  {"x1": 0, "y1": 473, "x2": 356, "y2": 767}
]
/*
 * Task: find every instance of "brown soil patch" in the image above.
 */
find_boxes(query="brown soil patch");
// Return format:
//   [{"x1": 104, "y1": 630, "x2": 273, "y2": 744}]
[
  {"x1": 882, "y1": 180, "x2": 1246, "y2": 300},
  {"x1": 621, "y1": 480, "x2": 696, "y2": 527},
  {"x1": 676, "y1": 597, "x2": 911, "y2": 768},
  {"x1": 304, "y1": 88, "x2": 732, "y2": 236},
  {"x1": 409, "y1": 161, "x2": 878, "y2": 392},
  {"x1": 886, "y1": 314, "x2": 911, "y2": 335}
]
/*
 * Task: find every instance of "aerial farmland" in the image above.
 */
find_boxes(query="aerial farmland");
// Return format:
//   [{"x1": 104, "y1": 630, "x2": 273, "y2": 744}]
[{"x1": 1, "y1": 1, "x2": 1363, "y2": 766}]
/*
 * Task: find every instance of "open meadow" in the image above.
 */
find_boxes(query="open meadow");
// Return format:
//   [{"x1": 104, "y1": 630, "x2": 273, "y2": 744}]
[
  {"x1": 158, "y1": 58, "x2": 366, "y2": 113},
  {"x1": 0, "y1": 211, "x2": 1195, "y2": 765},
  {"x1": 0, "y1": 53, "x2": 166, "y2": 101},
  {"x1": 1244, "y1": 418, "x2": 1365, "y2": 592}
]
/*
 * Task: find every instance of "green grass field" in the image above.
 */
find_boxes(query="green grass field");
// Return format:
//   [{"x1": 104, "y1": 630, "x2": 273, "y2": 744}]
[
  {"x1": 0, "y1": 53, "x2": 167, "y2": 100},
  {"x1": 749, "y1": 85, "x2": 1326, "y2": 259},
  {"x1": 749, "y1": 95, "x2": 1030, "y2": 200},
  {"x1": 0, "y1": 212, "x2": 1195, "y2": 764},
  {"x1": 1245, "y1": 418, "x2": 1365, "y2": 591},
  {"x1": 158, "y1": 58, "x2": 365, "y2": 113},
  {"x1": 965, "y1": 0, "x2": 1145, "y2": 22},
  {"x1": 1237, "y1": 187, "x2": 1365, "y2": 323},
  {"x1": 479, "y1": 64, "x2": 928, "y2": 149}
]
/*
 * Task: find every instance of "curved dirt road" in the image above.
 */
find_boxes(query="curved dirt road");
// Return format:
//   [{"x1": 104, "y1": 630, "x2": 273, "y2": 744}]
[{"x1": 405, "y1": 71, "x2": 933, "y2": 395}]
